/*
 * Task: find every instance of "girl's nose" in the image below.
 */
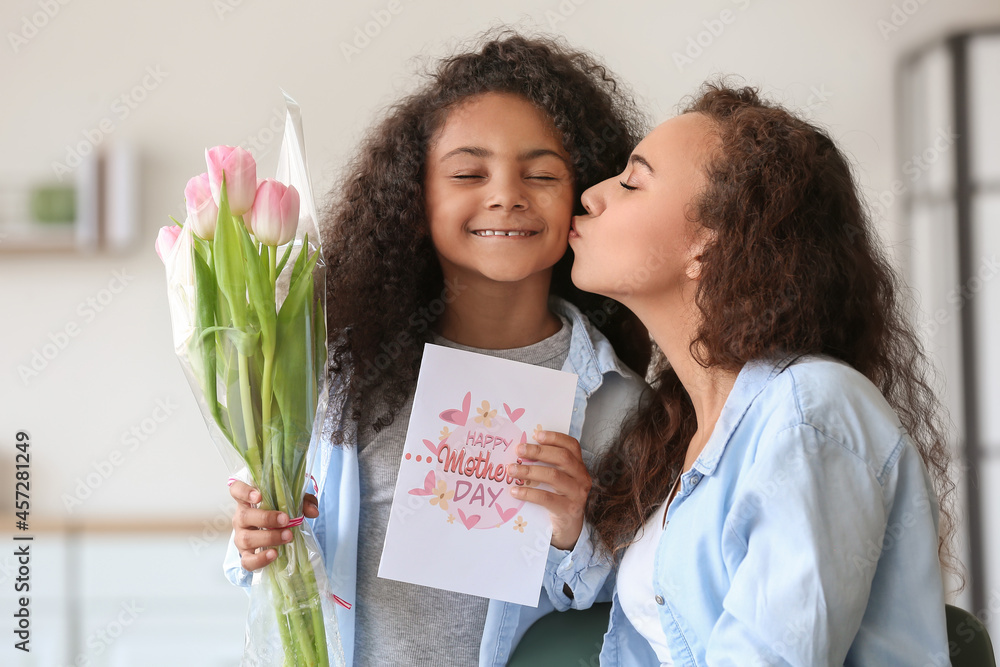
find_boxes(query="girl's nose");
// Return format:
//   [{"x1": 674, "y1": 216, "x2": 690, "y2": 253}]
[{"x1": 485, "y1": 174, "x2": 528, "y2": 211}]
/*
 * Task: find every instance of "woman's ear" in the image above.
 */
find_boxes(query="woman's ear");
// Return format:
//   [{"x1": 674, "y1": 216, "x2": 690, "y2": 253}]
[
  {"x1": 684, "y1": 227, "x2": 713, "y2": 281},
  {"x1": 685, "y1": 254, "x2": 703, "y2": 281}
]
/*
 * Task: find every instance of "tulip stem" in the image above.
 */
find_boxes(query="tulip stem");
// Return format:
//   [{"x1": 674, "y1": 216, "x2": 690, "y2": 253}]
[
  {"x1": 269, "y1": 244, "x2": 277, "y2": 287},
  {"x1": 236, "y1": 352, "x2": 258, "y2": 471}
]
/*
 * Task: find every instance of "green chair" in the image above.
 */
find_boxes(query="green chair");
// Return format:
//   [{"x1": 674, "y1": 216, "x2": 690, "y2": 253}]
[
  {"x1": 947, "y1": 604, "x2": 996, "y2": 667},
  {"x1": 508, "y1": 603, "x2": 997, "y2": 666},
  {"x1": 507, "y1": 603, "x2": 610, "y2": 666}
]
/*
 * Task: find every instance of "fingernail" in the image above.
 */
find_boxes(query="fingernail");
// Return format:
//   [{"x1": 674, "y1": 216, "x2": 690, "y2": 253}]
[
  {"x1": 267, "y1": 550, "x2": 276, "y2": 561},
  {"x1": 250, "y1": 492, "x2": 260, "y2": 503},
  {"x1": 278, "y1": 514, "x2": 288, "y2": 526},
  {"x1": 510, "y1": 487, "x2": 522, "y2": 497},
  {"x1": 517, "y1": 444, "x2": 526, "y2": 455},
  {"x1": 282, "y1": 530, "x2": 292, "y2": 542}
]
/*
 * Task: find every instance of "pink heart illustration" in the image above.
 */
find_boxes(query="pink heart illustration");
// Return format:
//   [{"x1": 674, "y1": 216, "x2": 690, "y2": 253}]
[
  {"x1": 439, "y1": 391, "x2": 472, "y2": 426},
  {"x1": 503, "y1": 403, "x2": 525, "y2": 423},
  {"x1": 423, "y1": 439, "x2": 445, "y2": 457},
  {"x1": 408, "y1": 470, "x2": 436, "y2": 496},
  {"x1": 457, "y1": 509, "x2": 481, "y2": 530},
  {"x1": 494, "y1": 503, "x2": 518, "y2": 524}
]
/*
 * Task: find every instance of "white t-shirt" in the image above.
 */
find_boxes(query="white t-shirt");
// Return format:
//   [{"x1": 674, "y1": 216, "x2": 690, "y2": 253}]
[{"x1": 617, "y1": 502, "x2": 674, "y2": 665}]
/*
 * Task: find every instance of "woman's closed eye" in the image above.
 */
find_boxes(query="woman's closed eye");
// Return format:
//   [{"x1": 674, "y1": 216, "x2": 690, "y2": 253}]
[{"x1": 619, "y1": 180, "x2": 637, "y2": 191}]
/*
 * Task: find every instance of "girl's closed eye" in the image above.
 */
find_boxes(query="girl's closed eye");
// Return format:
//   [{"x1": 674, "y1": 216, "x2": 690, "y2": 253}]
[{"x1": 620, "y1": 180, "x2": 637, "y2": 191}]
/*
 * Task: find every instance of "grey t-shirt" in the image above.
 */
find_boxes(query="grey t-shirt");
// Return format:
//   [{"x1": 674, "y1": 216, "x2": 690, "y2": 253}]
[{"x1": 354, "y1": 314, "x2": 573, "y2": 667}]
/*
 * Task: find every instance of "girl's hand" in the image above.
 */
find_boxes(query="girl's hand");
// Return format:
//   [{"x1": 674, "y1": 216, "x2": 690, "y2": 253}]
[
  {"x1": 508, "y1": 430, "x2": 591, "y2": 551},
  {"x1": 229, "y1": 480, "x2": 319, "y2": 572}
]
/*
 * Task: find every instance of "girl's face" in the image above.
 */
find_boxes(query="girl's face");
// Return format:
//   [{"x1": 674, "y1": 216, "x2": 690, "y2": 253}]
[
  {"x1": 568, "y1": 112, "x2": 717, "y2": 306},
  {"x1": 425, "y1": 92, "x2": 574, "y2": 285}
]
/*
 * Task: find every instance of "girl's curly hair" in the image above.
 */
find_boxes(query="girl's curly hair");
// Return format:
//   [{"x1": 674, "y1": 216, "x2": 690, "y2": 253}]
[
  {"x1": 587, "y1": 83, "x2": 958, "y2": 577},
  {"x1": 319, "y1": 30, "x2": 651, "y2": 434}
]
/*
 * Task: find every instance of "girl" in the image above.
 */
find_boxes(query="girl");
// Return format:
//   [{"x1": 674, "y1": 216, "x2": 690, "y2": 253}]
[
  {"x1": 224, "y1": 32, "x2": 651, "y2": 667},
  {"x1": 555, "y1": 84, "x2": 955, "y2": 665}
]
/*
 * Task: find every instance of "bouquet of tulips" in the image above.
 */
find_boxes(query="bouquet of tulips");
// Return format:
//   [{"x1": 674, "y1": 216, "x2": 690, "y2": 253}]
[{"x1": 156, "y1": 96, "x2": 344, "y2": 667}]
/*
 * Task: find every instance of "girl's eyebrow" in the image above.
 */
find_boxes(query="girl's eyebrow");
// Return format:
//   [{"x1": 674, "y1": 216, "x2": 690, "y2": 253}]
[
  {"x1": 440, "y1": 146, "x2": 491, "y2": 161},
  {"x1": 518, "y1": 148, "x2": 570, "y2": 166},
  {"x1": 439, "y1": 146, "x2": 569, "y2": 166}
]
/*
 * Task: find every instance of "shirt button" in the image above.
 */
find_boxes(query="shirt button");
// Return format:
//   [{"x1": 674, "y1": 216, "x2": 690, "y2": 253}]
[{"x1": 655, "y1": 595, "x2": 664, "y2": 605}]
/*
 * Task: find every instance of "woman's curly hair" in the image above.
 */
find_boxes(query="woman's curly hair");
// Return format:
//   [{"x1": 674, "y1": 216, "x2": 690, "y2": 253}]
[
  {"x1": 587, "y1": 83, "x2": 958, "y2": 576},
  {"x1": 319, "y1": 30, "x2": 651, "y2": 434}
]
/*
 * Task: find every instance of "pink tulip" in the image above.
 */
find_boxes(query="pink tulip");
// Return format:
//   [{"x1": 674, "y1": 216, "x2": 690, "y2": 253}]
[
  {"x1": 155, "y1": 225, "x2": 182, "y2": 263},
  {"x1": 184, "y1": 173, "x2": 220, "y2": 240},
  {"x1": 250, "y1": 179, "x2": 299, "y2": 247},
  {"x1": 205, "y1": 145, "x2": 257, "y2": 216}
]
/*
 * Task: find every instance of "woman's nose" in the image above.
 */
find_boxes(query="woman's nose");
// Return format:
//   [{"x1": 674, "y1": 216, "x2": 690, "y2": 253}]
[{"x1": 580, "y1": 179, "x2": 608, "y2": 216}]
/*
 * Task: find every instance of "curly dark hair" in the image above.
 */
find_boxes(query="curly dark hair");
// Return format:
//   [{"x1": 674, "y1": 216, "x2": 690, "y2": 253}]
[
  {"x1": 319, "y1": 29, "x2": 651, "y2": 434},
  {"x1": 587, "y1": 83, "x2": 957, "y2": 575}
]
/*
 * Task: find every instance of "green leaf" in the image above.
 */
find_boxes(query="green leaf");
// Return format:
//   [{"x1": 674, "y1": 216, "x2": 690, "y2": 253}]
[
  {"x1": 275, "y1": 240, "x2": 294, "y2": 278},
  {"x1": 313, "y1": 289, "x2": 327, "y2": 392},
  {"x1": 289, "y1": 232, "x2": 310, "y2": 290},
  {"x1": 238, "y1": 220, "x2": 276, "y2": 354},
  {"x1": 212, "y1": 178, "x2": 248, "y2": 328},
  {"x1": 273, "y1": 248, "x2": 321, "y2": 479},
  {"x1": 191, "y1": 244, "x2": 223, "y2": 436}
]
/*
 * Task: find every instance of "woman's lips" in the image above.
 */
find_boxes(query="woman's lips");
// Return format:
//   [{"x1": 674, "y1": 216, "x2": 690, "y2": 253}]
[{"x1": 569, "y1": 216, "x2": 583, "y2": 239}]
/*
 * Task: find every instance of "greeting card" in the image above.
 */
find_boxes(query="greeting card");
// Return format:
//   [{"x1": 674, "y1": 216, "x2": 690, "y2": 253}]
[{"x1": 378, "y1": 343, "x2": 579, "y2": 606}]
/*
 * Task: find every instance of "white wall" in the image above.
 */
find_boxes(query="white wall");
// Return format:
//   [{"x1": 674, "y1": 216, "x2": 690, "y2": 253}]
[{"x1": 1, "y1": 0, "x2": 998, "y2": 636}]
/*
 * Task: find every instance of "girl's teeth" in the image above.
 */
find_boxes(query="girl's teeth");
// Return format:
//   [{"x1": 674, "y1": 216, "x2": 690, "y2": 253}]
[{"x1": 475, "y1": 230, "x2": 532, "y2": 237}]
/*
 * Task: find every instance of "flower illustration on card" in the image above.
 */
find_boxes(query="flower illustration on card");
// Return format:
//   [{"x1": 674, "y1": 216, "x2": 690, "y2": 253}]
[
  {"x1": 447, "y1": 514, "x2": 455, "y2": 524},
  {"x1": 474, "y1": 400, "x2": 497, "y2": 427},
  {"x1": 429, "y1": 480, "x2": 454, "y2": 511},
  {"x1": 513, "y1": 516, "x2": 526, "y2": 532},
  {"x1": 439, "y1": 426, "x2": 452, "y2": 441}
]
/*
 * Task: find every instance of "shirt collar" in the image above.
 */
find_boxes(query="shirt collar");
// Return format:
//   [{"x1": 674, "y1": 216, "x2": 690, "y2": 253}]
[
  {"x1": 692, "y1": 353, "x2": 802, "y2": 478},
  {"x1": 549, "y1": 296, "x2": 635, "y2": 397}
]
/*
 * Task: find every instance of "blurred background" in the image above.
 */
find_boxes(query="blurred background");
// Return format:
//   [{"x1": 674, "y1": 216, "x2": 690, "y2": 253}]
[{"x1": 1, "y1": 1, "x2": 998, "y2": 665}]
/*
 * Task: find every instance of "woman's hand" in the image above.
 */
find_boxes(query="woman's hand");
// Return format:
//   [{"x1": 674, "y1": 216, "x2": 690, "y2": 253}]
[
  {"x1": 508, "y1": 430, "x2": 591, "y2": 551},
  {"x1": 230, "y1": 480, "x2": 319, "y2": 572}
]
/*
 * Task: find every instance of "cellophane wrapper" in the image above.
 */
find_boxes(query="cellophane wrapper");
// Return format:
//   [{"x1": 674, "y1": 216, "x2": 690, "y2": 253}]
[{"x1": 163, "y1": 92, "x2": 345, "y2": 667}]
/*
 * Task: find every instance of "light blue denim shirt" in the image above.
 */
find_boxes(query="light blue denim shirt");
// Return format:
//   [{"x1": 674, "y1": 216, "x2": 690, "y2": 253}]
[
  {"x1": 549, "y1": 354, "x2": 950, "y2": 666},
  {"x1": 223, "y1": 297, "x2": 648, "y2": 666}
]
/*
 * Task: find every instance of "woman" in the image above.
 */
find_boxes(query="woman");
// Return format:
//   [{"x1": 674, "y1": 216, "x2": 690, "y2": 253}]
[{"x1": 547, "y1": 84, "x2": 955, "y2": 665}]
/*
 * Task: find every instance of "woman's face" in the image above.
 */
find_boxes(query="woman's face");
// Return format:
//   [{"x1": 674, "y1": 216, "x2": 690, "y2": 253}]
[
  {"x1": 569, "y1": 112, "x2": 717, "y2": 306},
  {"x1": 424, "y1": 92, "x2": 574, "y2": 285}
]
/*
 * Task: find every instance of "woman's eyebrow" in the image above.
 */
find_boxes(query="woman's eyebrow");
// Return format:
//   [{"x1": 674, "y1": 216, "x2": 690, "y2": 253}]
[{"x1": 629, "y1": 153, "x2": 655, "y2": 175}]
